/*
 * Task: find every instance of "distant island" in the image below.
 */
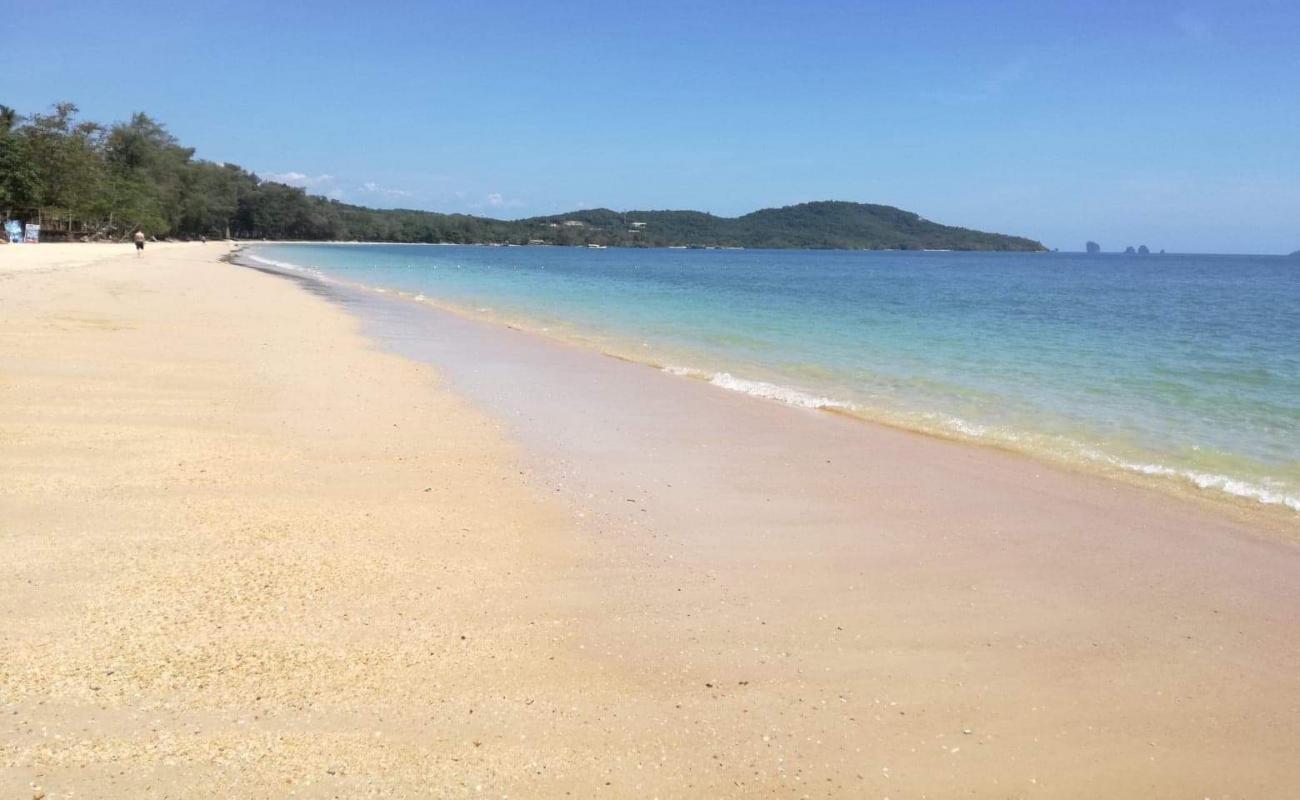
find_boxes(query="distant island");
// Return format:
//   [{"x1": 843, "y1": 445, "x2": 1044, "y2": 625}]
[
  {"x1": 0, "y1": 103, "x2": 1044, "y2": 251},
  {"x1": 1089, "y1": 243, "x2": 1169, "y2": 255}
]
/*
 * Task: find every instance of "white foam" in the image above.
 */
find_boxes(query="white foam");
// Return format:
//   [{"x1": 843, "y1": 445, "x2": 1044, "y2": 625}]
[
  {"x1": 246, "y1": 252, "x2": 1300, "y2": 516},
  {"x1": 922, "y1": 413, "x2": 989, "y2": 438},
  {"x1": 661, "y1": 366, "x2": 850, "y2": 409},
  {"x1": 662, "y1": 365, "x2": 707, "y2": 378},
  {"x1": 1089, "y1": 453, "x2": 1300, "y2": 512},
  {"x1": 706, "y1": 372, "x2": 853, "y2": 410},
  {"x1": 246, "y1": 253, "x2": 306, "y2": 271},
  {"x1": 244, "y1": 252, "x2": 334, "y2": 281}
]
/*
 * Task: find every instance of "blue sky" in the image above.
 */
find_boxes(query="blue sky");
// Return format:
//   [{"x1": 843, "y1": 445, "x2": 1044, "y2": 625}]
[{"x1": 5, "y1": 0, "x2": 1298, "y2": 252}]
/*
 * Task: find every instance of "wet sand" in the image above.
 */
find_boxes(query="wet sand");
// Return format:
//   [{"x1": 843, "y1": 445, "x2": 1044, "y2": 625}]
[{"x1": 3, "y1": 243, "x2": 1299, "y2": 797}]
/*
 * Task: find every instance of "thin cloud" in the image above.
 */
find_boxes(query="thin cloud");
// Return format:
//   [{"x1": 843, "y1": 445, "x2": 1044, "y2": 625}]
[
  {"x1": 360, "y1": 181, "x2": 414, "y2": 199},
  {"x1": 264, "y1": 171, "x2": 335, "y2": 188},
  {"x1": 489, "y1": 192, "x2": 531, "y2": 210},
  {"x1": 471, "y1": 192, "x2": 524, "y2": 212},
  {"x1": 1173, "y1": 10, "x2": 1212, "y2": 42},
  {"x1": 982, "y1": 58, "x2": 1029, "y2": 95},
  {"x1": 932, "y1": 57, "x2": 1031, "y2": 105}
]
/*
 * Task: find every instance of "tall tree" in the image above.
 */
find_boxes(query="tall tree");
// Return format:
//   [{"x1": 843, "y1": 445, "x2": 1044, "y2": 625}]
[
  {"x1": 20, "y1": 103, "x2": 108, "y2": 232},
  {"x1": 0, "y1": 105, "x2": 39, "y2": 217}
]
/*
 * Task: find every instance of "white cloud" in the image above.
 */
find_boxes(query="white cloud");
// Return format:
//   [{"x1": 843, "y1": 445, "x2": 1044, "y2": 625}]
[
  {"x1": 360, "y1": 181, "x2": 414, "y2": 199},
  {"x1": 264, "y1": 171, "x2": 335, "y2": 188},
  {"x1": 471, "y1": 192, "x2": 523, "y2": 212},
  {"x1": 261, "y1": 171, "x2": 419, "y2": 204}
]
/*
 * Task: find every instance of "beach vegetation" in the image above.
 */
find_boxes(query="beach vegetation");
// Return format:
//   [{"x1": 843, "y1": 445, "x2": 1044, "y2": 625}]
[{"x1": 1, "y1": 102, "x2": 1044, "y2": 250}]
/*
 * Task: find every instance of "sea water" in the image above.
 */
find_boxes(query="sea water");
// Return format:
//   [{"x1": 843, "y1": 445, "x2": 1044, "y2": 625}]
[{"x1": 247, "y1": 244, "x2": 1300, "y2": 513}]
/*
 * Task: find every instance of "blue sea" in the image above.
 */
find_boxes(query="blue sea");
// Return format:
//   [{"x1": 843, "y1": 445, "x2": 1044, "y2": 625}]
[{"x1": 247, "y1": 244, "x2": 1300, "y2": 513}]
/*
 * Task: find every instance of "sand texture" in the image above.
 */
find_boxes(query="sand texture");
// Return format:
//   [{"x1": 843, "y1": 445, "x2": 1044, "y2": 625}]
[{"x1": 2, "y1": 243, "x2": 1298, "y2": 798}]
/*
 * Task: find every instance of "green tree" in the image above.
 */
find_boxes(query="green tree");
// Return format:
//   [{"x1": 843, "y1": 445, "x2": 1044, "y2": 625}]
[
  {"x1": 104, "y1": 112, "x2": 195, "y2": 234},
  {"x1": 4, "y1": 101, "x2": 1047, "y2": 249},
  {"x1": 21, "y1": 103, "x2": 108, "y2": 234},
  {"x1": 0, "y1": 105, "x2": 39, "y2": 217}
]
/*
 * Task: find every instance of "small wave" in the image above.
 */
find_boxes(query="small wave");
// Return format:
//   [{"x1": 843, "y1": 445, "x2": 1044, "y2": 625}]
[
  {"x1": 662, "y1": 365, "x2": 708, "y2": 378},
  {"x1": 244, "y1": 253, "x2": 333, "y2": 280},
  {"x1": 716, "y1": 373, "x2": 855, "y2": 410},
  {"x1": 661, "y1": 366, "x2": 851, "y2": 410},
  {"x1": 242, "y1": 251, "x2": 1300, "y2": 517},
  {"x1": 1101, "y1": 457, "x2": 1300, "y2": 512},
  {"x1": 710, "y1": 373, "x2": 852, "y2": 410},
  {"x1": 246, "y1": 253, "x2": 306, "y2": 271},
  {"x1": 922, "y1": 413, "x2": 989, "y2": 438}
]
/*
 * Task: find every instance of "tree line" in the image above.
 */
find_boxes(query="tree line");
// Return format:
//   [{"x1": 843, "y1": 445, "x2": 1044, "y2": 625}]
[
  {"x1": 1, "y1": 102, "x2": 1044, "y2": 250},
  {"x1": 0, "y1": 102, "x2": 497, "y2": 242}
]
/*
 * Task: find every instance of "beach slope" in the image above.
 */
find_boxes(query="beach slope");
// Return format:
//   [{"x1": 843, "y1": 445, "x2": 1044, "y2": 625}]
[
  {"x1": 2, "y1": 243, "x2": 1298, "y2": 798},
  {"x1": 0, "y1": 244, "x2": 612, "y2": 796}
]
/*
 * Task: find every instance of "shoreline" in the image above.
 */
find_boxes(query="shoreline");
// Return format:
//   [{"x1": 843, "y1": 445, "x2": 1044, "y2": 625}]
[
  {"x1": 258, "y1": 245, "x2": 1300, "y2": 795},
  {"x1": 237, "y1": 246, "x2": 1300, "y2": 531},
  {"x1": 5, "y1": 243, "x2": 1299, "y2": 796}
]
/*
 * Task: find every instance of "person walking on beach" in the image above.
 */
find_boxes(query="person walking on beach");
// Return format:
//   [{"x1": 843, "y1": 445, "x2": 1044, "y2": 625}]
[{"x1": 134, "y1": 229, "x2": 145, "y2": 257}]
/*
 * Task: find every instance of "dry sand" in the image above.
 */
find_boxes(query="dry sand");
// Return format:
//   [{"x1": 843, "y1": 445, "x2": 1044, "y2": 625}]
[
  {"x1": 2, "y1": 243, "x2": 609, "y2": 796},
  {"x1": 2, "y1": 243, "x2": 1298, "y2": 798}
]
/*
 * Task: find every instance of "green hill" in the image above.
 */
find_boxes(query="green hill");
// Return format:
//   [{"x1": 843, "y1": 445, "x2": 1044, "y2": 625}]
[
  {"x1": 1, "y1": 102, "x2": 1043, "y2": 251},
  {"x1": 519, "y1": 202, "x2": 1043, "y2": 250}
]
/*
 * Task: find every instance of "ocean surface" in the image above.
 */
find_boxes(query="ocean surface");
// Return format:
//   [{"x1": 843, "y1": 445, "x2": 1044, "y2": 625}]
[{"x1": 247, "y1": 244, "x2": 1300, "y2": 513}]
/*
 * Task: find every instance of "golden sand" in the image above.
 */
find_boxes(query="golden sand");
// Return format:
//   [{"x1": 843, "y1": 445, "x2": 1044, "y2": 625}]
[
  {"x1": 2, "y1": 244, "x2": 607, "y2": 795},
  {"x1": 2, "y1": 243, "x2": 1298, "y2": 798}
]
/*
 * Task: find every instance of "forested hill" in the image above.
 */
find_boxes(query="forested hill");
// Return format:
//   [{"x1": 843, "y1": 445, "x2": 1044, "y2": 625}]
[
  {"x1": 1, "y1": 103, "x2": 1043, "y2": 251},
  {"x1": 527, "y1": 203, "x2": 1045, "y2": 250}
]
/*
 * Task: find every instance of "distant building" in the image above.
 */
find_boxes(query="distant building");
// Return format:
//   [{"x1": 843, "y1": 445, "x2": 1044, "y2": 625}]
[
  {"x1": 630, "y1": 221, "x2": 648, "y2": 228},
  {"x1": 562, "y1": 220, "x2": 586, "y2": 227}
]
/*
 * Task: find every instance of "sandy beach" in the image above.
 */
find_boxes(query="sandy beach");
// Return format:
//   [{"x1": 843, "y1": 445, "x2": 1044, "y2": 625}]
[{"x1": 3, "y1": 243, "x2": 1299, "y2": 798}]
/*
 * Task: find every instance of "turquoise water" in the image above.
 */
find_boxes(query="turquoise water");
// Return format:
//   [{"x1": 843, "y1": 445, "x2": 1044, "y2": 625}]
[{"x1": 248, "y1": 244, "x2": 1300, "y2": 512}]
